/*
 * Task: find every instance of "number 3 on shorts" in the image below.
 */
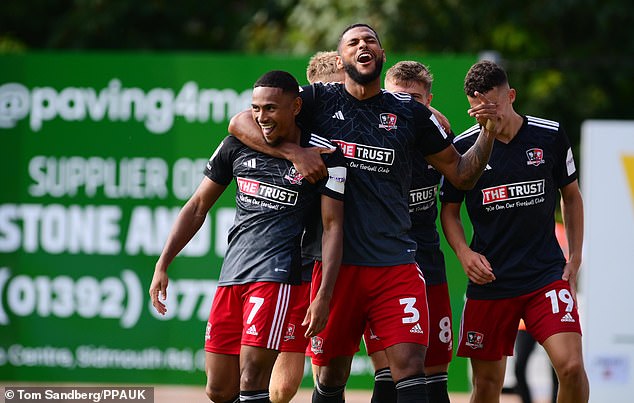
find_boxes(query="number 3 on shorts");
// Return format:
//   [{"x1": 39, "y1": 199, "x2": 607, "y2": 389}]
[{"x1": 399, "y1": 297, "x2": 420, "y2": 324}]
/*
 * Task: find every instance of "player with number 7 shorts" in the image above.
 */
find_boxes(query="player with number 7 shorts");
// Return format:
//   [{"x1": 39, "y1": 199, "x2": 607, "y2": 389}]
[{"x1": 149, "y1": 70, "x2": 347, "y2": 403}]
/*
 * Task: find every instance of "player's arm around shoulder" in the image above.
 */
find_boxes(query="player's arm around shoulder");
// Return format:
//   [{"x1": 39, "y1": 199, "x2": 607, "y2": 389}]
[
  {"x1": 228, "y1": 92, "x2": 332, "y2": 184},
  {"x1": 228, "y1": 109, "x2": 287, "y2": 157}
]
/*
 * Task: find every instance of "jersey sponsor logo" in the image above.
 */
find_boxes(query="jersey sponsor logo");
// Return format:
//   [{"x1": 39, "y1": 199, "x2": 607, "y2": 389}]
[
  {"x1": 246, "y1": 324, "x2": 258, "y2": 336},
  {"x1": 379, "y1": 113, "x2": 398, "y2": 131},
  {"x1": 205, "y1": 322, "x2": 211, "y2": 341},
  {"x1": 410, "y1": 323, "x2": 424, "y2": 334},
  {"x1": 236, "y1": 177, "x2": 299, "y2": 206},
  {"x1": 283, "y1": 323, "x2": 296, "y2": 341},
  {"x1": 561, "y1": 312, "x2": 576, "y2": 323},
  {"x1": 526, "y1": 147, "x2": 545, "y2": 166},
  {"x1": 465, "y1": 331, "x2": 484, "y2": 349},
  {"x1": 409, "y1": 185, "x2": 437, "y2": 207},
  {"x1": 481, "y1": 179, "x2": 545, "y2": 205},
  {"x1": 283, "y1": 166, "x2": 304, "y2": 185},
  {"x1": 311, "y1": 336, "x2": 324, "y2": 354},
  {"x1": 332, "y1": 140, "x2": 395, "y2": 166}
]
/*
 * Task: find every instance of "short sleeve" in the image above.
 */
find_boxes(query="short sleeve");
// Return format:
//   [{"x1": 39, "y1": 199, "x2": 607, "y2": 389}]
[
  {"x1": 204, "y1": 135, "x2": 239, "y2": 185},
  {"x1": 318, "y1": 147, "x2": 347, "y2": 201},
  {"x1": 552, "y1": 126, "x2": 578, "y2": 188}
]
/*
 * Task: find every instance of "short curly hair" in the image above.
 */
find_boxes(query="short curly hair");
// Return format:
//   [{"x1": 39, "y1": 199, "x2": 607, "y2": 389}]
[{"x1": 464, "y1": 60, "x2": 508, "y2": 97}]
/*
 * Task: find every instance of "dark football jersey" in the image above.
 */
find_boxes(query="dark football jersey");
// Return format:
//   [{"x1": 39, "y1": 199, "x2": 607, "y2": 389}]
[
  {"x1": 205, "y1": 132, "x2": 346, "y2": 286},
  {"x1": 409, "y1": 134, "x2": 453, "y2": 285},
  {"x1": 440, "y1": 116, "x2": 577, "y2": 299},
  {"x1": 298, "y1": 83, "x2": 451, "y2": 266}
]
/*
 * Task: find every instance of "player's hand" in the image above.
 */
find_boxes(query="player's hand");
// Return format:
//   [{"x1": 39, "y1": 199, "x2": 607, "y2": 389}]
[
  {"x1": 562, "y1": 262, "x2": 579, "y2": 301},
  {"x1": 302, "y1": 294, "x2": 330, "y2": 338},
  {"x1": 149, "y1": 269, "x2": 169, "y2": 315},
  {"x1": 290, "y1": 147, "x2": 333, "y2": 184},
  {"x1": 428, "y1": 105, "x2": 452, "y2": 134},
  {"x1": 458, "y1": 248, "x2": 495, "y2": 284},
  {"x1": 468, "y1": 91, "x2": 499, "y2": 134}
]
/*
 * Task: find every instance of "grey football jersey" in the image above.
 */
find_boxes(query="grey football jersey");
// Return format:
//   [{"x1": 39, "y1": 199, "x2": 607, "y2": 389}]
[{"x1": 205, "y1": 133, "x2": 346, "y2": 286}]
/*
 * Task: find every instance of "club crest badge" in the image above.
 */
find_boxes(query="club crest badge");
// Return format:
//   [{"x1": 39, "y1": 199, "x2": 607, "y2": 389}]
[
  {"x1": 465, "y1": 331, "x2": 484, "y2": 349},
  {"x1": 284, "y1": 166, "x2": 304, "y2": 184},
  {"x1": 284, "y1": 323, "x2": 296, "y2": 341},
  {"x1": 379, "y1": 113, "x2": 398, "y2": 131},
  {"x1": 311, "y1": 336, "x2": 324, "y2": 354},
  {"x1": 526, "y1": 148, "x2": 545, "y2": 166}
]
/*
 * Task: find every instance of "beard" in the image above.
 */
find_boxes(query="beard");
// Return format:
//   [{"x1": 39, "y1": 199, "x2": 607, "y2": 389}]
[{"x1": 343, "y1": 57, "x2": 383, "y2": 85}]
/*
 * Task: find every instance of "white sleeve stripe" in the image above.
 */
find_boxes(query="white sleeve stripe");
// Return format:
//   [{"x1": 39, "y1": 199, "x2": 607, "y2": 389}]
[
  {"x1": 430, "y1": 114, "x2": 448, "y2": 139},
  {"x1": 309, "y1": 134, "x2": 336, "y2": 149},
  {"x1": 527, "y1": 121, "x2": 559, "y2": 131},
  {"x1": 454, "y1": 124, "x2": 481, "y2": 143},
  {"x1": 527, "y1": 115, "x2": 559, "y2": 127}
]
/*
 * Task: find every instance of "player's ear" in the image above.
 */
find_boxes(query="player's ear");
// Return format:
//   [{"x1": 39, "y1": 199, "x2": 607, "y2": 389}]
[
  {"x1": 336, "y1": 55, "x2": 344, "y2": 70},
  {"x1": 508, "y1": 88, "x2": 517, "y2": 104},
  {"x1": 292, "y1": 96, "x2": 302, "y2": 116}
]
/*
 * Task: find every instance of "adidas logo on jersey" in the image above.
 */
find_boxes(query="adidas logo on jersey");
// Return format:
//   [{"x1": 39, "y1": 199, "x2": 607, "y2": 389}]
[
  {"x1": 332, "y1": 111, "x2": 344, "y2": 120},
  {"x1": 561, "y1": 313, "x2": 576, "y2": 323},
  {"x1": 243, "y1": 158, "x2": 257, "y2": 168},
  {"x1": 246, "y1": 325, "x2": 258, "y2": 335},
  {"x1": 410, "y1": 323, "x2": 424, "y2": 334}
]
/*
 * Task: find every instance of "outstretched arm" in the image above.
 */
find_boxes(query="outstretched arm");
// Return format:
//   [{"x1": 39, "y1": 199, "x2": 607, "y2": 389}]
[
  {"x1": 425, "y1": 92, "x2": 497, "y2": 190},
  {"x1": 303, "y1": 196, "x2": 344, "y2": 337},
  {"x1": 228, "y1": 110, "x2": 330, "y2": 183},
  {"x1": 560, "y1": 180, "x2": 584, "y2": 299},
  {"x1": 440, "y1": 201, "x2": 495, "y2": 284},
  {"x1": 149, "y1": 177, "x2": 226, "y2": 315}
]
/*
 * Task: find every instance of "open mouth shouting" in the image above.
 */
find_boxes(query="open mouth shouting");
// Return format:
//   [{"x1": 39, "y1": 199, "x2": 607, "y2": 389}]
[{"x1": 357, "y1": 51, "x2": 374, "y2": 66}]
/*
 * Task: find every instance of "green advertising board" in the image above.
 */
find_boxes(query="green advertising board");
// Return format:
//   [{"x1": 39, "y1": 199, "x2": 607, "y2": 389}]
[{"x1": 0, "y1": 52, "x2": 476, "y2": 391}]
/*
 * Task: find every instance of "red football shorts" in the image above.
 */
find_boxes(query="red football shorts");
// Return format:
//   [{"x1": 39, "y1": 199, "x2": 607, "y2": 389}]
[
  {"x1": 309, "y1": 262, "x2": 429, "y2": 366},
  {"x1": 279, "y1": 281, "x2": 311, "y2": 353},
  {"x1": 457, "y1": 279, "x2": 582, "y2": 360},
  {"x1": 363, "y1": 282, "x2": 452, "y2": 367},
  {"x1": 204, "y1": 282, "x2": 292, "y2": 354}
]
